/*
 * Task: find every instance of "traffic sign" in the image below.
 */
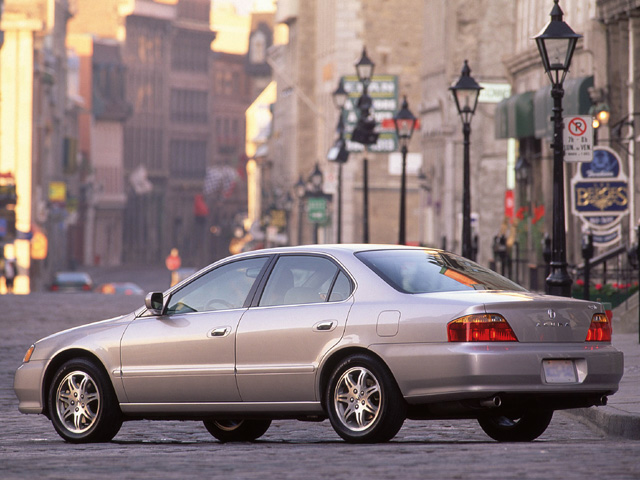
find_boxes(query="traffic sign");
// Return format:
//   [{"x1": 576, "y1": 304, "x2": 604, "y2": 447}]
[{"x1": 564, "y1": 115, "x2": 593, "y2": 163}]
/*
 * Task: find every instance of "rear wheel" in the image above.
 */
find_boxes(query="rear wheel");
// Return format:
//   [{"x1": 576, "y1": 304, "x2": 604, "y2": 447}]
[
  {"x1": 48, "y1": 358, "x2": 122, "y2": 443},
  {"x1": 478, "y1": 410, "x2": 554, "y2": 442},
  {"x1": 203, "y1": 419, "x2": 271, "y2": 442},
  {"x1": 326, "y1": 354, "x2": 406, "y2": 443}
]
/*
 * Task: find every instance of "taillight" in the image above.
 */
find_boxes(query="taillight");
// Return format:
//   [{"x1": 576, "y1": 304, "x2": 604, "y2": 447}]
[
  {"x1": 82, "y1": 284, "x2": 91, "y2": 291},
  {"x1": 586, "y1": 313, "x2": 612, "y2": 342},
  {"x1": 447, "y1": 314, "x2": 518, "y2": 342}
]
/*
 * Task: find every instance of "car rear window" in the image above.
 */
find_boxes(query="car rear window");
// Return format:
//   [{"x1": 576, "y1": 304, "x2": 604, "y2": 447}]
[{"x1": 355, "y1": 249, "x2": 527, "y2": 294}]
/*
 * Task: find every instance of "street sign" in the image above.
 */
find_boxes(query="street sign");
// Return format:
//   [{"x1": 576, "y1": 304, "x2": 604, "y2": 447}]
[
  {"x1": 307, "y1": 196, "x2": 328, "y2": 224},
  {"x1": 571, "y1": 146, "x2": 628, "y2": 247},
  {"x1": 564, "y1": 115, "x2": 593, "y2": 163},
  {"x1": 341, "y1": 75, "x2": 398, "y2": 153}
]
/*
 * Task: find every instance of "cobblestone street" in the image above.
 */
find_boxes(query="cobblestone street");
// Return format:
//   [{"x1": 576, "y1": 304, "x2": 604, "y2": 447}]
[{"x1": 2, "y1": 294, "x2": 639, "y2": 479}]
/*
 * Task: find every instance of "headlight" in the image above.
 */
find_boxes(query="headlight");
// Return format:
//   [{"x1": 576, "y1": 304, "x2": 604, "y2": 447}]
[{"x1": 23, "y1": 344, "x2": 35, "y2": 363}]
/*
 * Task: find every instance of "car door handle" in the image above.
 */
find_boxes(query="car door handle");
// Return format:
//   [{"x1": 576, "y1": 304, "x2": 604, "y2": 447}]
[
  {"x1": 314, "y1": 321, "x2": 336, "y2": 332},
  {"x1": 209, "y1": 326, "x2": 231, "y2": 337}
]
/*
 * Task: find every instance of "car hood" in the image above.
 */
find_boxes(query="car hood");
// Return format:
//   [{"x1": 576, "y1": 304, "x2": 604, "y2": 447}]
[
  {"x1": 415, "y1": 290, "x2": 605, "y2": 343},
  {"x1": 30, "y1": 312, "x2": 135, "y2": 361}
]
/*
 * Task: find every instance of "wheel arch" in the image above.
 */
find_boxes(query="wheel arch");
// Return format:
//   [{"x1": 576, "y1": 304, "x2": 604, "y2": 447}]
[
  {"x1": 42, "y1": 349, "x2": 118, "y2": 418},
  {"x1": 318, "y1": 346, "x2": 397, "y2": 410}
]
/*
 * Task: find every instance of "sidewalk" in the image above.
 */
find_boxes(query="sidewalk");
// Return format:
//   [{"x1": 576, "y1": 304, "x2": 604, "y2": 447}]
[{"x1": 567, "y1": 332, "x2": 640, "y2": 440}]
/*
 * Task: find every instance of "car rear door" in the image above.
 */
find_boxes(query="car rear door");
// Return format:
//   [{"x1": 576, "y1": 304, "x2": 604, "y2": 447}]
[{"x1": 235, "y1": 254, "x2": 354, "y2": 402}]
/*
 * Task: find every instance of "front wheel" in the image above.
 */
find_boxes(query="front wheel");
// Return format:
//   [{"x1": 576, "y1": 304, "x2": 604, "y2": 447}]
[
  {"x1": 48, "y1": 358, "x2": 122, "y2": 443},
  {"x1": 325, "y1": 354, "x2": 406, "y2": 443},
  {"x1": 478, "y1": 410, "x2": 554, "y2": 442},
  {"x1": 203, "y1": 419, "x2": 272, "y2": 442}
]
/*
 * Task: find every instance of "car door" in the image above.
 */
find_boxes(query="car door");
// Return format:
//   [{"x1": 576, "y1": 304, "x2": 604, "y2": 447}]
[
  {"x1": 119, "y1": 256, "x2": 269, "y2": 405},
  {"x1": 236, "y1": 254, "x2": 354, "y2": 402}
]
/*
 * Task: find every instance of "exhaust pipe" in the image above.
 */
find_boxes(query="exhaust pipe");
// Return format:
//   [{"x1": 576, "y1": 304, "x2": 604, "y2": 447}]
[
  {"x1": 480, "y1": 395, "x2": 502, "y2": 408},
  {"x1": 598, "y1": 395, "x2": 608, "y2": 406}
]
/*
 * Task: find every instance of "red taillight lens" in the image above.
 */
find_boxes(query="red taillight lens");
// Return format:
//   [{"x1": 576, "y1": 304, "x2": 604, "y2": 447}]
[
  {"x1": 82, "y1": 284, "x2": 91, "y2": 291},
  {"x1": 447, "y1": 314, "x2": 518, "y2": 342},
  {"x1": 586, "y1": 313, "x2": 612, "y2": 342}
]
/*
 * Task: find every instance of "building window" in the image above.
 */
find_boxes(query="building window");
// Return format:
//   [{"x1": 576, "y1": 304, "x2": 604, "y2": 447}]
[
  {"x1": 169, "y1": 140, "x2": 207, "y2": 178},
  {"x1": 170, "y1": 89, "x2": 208, "y2": 123}
]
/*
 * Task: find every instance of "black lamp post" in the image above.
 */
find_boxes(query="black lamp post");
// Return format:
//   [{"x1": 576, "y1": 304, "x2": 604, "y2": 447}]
[
  {"x1": 294, "y1": 175, "x2": 306, "y2": 245},
  {"x1": 534, "y1": 0, "x2": 581, "y2": 297},
  {"x1": 450, "y1": 60, "x2": 483, "y2": 260},
  {"x1": 308, "y1": 164, "x2": 324, "y2": 244},
  {"x1": 331, "y1": 78, "x2": 349, "y2": 243},
  {"x1": 393, "y1": 96, "x2": 418, "y2": 245},
  {"x1": 354, "y1": 48, "x2": 378, "y2": 243}
]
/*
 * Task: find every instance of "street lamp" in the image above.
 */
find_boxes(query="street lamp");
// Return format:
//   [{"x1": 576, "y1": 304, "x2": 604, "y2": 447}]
[
  {"x1": 294, "y1": 175, "x2": 306, "y2": 245},
  {"x1": 331, "y1": 78, "x2": 349, "y2": 243},
  {"x1": 308, "y1": 164, "x2": 324, "y2": 244},
  {"x1": 450, "y1": 60, "x2": 483, "y2": 260},
  {"x1": 352, "y1": 47, "x2": 378, "y2": 243},
  {"x1": 393, "y1": 96, "x2": 418, "y2": 245},
  {"x1": 534, "y1": 0, "x2": 581, "y2": 297}
]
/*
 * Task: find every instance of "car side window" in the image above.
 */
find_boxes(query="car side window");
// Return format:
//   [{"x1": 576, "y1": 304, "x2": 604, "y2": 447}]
[
  {"x1": 259, "y1": 255, "x2": 346, "y2": 306},
  {"x1": 328, "y1": 271, "x2": 352, "y2": 301},
  {"x1": 165, "y1": 257, "x2": 268, "y2": 314}
]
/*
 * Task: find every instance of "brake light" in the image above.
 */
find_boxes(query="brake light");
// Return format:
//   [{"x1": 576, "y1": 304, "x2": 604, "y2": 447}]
[
  {"x1": 586, "y1": 313, "x2": 612, "y2": 342},
  {"x1": 82, "y1": 284, "x2": 91, "y2": 291},
  {"x1": 447, "y1": 314, "x2": 518, "y2": 342}
]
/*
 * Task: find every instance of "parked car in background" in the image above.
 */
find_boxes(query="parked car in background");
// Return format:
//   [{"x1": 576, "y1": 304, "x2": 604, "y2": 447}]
[
  {"x1": 49, "y1": 272, "x2": 93, "y2": 292},
  {"x1": 16, "y1": 245, "x2": 623, "y2": 444},
  {"x1": 95, "y1": 282, "x2": 145, "y2": 296}
]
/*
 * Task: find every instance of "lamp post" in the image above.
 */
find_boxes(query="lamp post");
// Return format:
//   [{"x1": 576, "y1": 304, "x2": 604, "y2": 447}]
[
  {"x1": 450, "y1": 60, "x2": 483, "y2": 260},
  {"x1": 308, "y1": 163, "x2": 324, "y2": 244},
  {"x1": 534, "y1": 0, "x2": 581, "y2": 297},
  {"x1": 354, "y1": 47, "x2": 378, "y2": 243},
  {"x1": 393, "y1": 96, "x2": 418, "y2": 245},
  {"x1": 294, "y1": 175, "x2": 306, "y2": 245},
  {"x1": 331, "y1": 78, "x2": 349, "y2": 243}
]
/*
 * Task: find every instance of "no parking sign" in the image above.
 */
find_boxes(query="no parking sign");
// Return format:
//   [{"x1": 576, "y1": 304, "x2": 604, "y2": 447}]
[{"x1": 564, "y1": 115, "x2": 593, "y2": 163}]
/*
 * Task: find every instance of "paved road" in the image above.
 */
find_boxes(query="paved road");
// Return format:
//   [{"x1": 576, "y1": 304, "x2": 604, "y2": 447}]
[{"x1": 1, "y1": 294, "x2": 639, "y2": 479}]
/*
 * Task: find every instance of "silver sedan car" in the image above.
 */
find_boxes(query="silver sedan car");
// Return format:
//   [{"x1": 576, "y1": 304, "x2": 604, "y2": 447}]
[{"x1": 14, "y1": 245, "x2": 623, "y2": 444}]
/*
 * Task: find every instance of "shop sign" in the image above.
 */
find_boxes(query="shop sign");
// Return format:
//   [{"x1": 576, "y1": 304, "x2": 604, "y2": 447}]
[{"x1": 571, "y1": 146, "x2": 628, "y2": 246}]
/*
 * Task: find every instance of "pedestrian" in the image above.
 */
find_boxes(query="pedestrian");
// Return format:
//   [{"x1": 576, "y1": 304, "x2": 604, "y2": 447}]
[
  {"x1": 165, "y1": 248, "x2": 181, "y2": 287},
  {"x1": 3, "y1": 256, "x2": 16, "y2": 294}
]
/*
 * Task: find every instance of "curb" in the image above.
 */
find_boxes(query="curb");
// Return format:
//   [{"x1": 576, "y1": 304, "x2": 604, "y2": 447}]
[{"x1": 566, "y1": 407, "x2": 640, "y2": 440}]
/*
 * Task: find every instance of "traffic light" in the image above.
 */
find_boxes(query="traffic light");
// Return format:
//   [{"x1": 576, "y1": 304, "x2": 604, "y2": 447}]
[
  {"x1": 351, "y1": 117, "x2": 379, "y2": 145},
  {"x1": 0, "y1": 184, "x2": 17, "y2": 207},
  {"x1": 0, "y1": 208, "x2": 16, "y2": 242}
]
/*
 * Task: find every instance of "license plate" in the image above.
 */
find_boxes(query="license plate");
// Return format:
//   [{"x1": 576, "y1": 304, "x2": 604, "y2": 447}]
[{"x1": 543, "y1": 359, "x2": 578, "y2": 384}]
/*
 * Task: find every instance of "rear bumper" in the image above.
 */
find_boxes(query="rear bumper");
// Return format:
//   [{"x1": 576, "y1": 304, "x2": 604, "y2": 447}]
[{"x1": 370, "y1": 341, "x2": 623, "y2": 405}]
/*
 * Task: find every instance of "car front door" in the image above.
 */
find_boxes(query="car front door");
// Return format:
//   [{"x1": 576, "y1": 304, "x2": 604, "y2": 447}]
[
  {"x1": 236, "y1": 255, "x2": 354, "y2": 402},
  {"x1": 119, "y1": 256, "x2": 269, "y2": 405}
]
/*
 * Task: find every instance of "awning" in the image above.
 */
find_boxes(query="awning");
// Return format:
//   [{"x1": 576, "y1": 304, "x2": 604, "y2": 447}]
[
  {"x1": 533, "y1": 75, "x2": 594, "y2": 140},
  {"x1": 495, "y1": 91, "x2": 535, "y2": 139}
]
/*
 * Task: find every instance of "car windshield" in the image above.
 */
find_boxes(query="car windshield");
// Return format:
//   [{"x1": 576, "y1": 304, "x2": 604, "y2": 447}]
[{"x1": 355, "y1": 249, "x2": 527, "y2": 294}]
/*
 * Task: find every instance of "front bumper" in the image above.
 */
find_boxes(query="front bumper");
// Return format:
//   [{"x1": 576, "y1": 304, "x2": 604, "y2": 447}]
[{"x1": 14, "y1": 360, "x2": 47, "y2": 414}]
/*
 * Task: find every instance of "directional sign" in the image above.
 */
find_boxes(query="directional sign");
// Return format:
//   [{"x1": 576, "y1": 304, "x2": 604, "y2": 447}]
[{"x1": 564, "y1": 115, "x2": 593, "y2": 163}]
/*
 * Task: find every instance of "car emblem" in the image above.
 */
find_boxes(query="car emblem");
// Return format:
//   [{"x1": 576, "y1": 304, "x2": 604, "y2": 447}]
[{"x1": 547, "y1": 309, "x2": 556, "y2": 319}]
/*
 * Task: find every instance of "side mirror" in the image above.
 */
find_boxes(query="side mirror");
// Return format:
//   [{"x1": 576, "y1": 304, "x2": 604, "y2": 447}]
[{"x1": 145, "y1": 292, "x2": 165, "y2": 316}]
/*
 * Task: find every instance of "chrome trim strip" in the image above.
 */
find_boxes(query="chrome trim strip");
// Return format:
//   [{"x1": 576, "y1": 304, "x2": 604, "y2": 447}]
[{"x1": 121, "y1": 365, "x2": 235, "y2": 377}]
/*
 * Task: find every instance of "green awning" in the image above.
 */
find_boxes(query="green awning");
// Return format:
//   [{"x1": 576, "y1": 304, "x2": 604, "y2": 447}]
[
  {"x1": 495, "y1": 91, "x2": 535, "y2": 139},
  {"x1": 533, "y1": 75, "x2": 594, "y2": 140}
]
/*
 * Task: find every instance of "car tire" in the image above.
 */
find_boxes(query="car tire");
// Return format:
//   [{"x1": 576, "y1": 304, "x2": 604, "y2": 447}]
[
  {"x1": 478, "y1": 410, "x2": 554, "y2": 442},
  {"x1": 48, "y1": 358, "x2": 122, "y2": 443},
  {"x1": 203, "y1": 419, "x2": 272, "y2": 442},
  {"x1": 325, "y1": 354, "x2": 406, "y2": 443}
]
